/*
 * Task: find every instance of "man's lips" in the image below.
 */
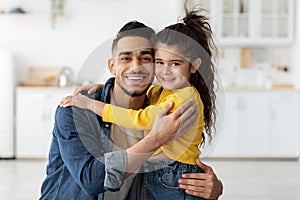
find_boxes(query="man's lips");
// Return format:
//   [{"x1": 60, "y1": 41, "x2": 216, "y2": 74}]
[{"x1": 125, "y1": 74, "x2": 149, "y2": 80}]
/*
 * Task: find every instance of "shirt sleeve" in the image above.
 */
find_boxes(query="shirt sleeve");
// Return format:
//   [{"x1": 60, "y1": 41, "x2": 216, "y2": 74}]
[
  {"x1": 55, "y1": 106, "x2": 108, "y2": 196},
  {"x1": 104, "y1": 150, "x2": 127, "y2": 191},
  {"x1": 101, "y1": 91, "x2": 187, "y2": 131},
  {"x1": 102, "y1": 104, "x2": 163, "y2": 130}
]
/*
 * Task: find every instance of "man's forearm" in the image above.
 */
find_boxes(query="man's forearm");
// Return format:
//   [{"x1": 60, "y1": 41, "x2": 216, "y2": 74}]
[
  {"x1": 104, "y1": 100, "x2": 197, "y2": 190},
  {"x1": 103, "y1": 131, "x2": 163, "y2": 190},
  {"x1": 125, "y1": 131, "x2": 163, "y2": 176}
]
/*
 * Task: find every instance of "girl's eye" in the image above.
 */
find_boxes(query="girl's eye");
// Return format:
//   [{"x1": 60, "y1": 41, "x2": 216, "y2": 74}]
[
  {"x1": 171, "y1": 62, "x2": 180, "y2": 67},
  {"x1": 155, "y1": 61, "x2": 164, "y2": 65}
]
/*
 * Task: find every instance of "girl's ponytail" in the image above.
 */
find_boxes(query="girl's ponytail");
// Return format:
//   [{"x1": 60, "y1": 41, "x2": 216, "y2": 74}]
[{"x1": 156, "y1": 5, "x2": 218, "y2": 145}]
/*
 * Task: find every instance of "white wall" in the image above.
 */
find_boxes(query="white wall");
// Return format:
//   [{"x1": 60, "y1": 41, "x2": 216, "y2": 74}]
[{"x1": 0, "y1": 0, "x2": 185, "y2": 84}]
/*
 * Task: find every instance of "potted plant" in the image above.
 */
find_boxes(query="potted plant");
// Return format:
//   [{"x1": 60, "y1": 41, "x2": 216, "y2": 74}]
[{"x1": 51, "y1": 0, "x2": 65, "y2": 29}]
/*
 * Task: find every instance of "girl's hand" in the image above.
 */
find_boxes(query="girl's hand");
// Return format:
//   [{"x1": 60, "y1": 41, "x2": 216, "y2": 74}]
[
  {"x1": 60, "y1": 94, "x2": 93, "y2": 110},
  {"x1": 74, "y1": 84, "x2": 104, "y2": 95},
  {"x1": 146, "y1": 99, "x2": 199, "y2": 144}
]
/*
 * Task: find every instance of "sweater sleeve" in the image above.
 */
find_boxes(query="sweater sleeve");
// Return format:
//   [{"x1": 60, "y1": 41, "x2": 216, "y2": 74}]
[
  {"x1": 102, "y1": 104, "x2": 163, "y2": 130},
  {"x1": 102, "y1": 87, "x2": 195, "y2": 131}
]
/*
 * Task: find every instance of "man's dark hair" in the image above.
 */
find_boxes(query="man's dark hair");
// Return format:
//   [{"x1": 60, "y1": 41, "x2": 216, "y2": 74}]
[{"x1": 111, "y1": 21, "x2": 156, "y2": 53}]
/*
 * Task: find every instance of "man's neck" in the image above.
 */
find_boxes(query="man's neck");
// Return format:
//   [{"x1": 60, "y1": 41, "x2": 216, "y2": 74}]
[{"x1": 111, "y1": 86, "x2": 146, "y2": 110}]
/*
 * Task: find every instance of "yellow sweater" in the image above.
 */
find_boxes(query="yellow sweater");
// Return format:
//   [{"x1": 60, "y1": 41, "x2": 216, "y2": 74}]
[{"x1": 102, "y1": 85, "x2": 205, "y2": 164}]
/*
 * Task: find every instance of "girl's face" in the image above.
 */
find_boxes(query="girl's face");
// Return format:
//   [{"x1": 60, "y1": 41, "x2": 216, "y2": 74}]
[{"x1": 154, "y1": 43, "x2": 198, "y2": 90}]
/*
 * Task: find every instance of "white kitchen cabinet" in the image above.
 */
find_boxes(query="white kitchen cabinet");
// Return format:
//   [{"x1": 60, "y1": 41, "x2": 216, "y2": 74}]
[
  {"x1": 209, "y1": 90, "x2": 300, "y2": 158},
  {"x1": 16, "y1": 87, "x2": 72, "y2": 158},
  {"x1": 189, "y1": 0, "x2": 294, "y2": 45},
  {"x1": 218, "y1": 0, "x2": 294, "y2": 45},
  {"x1": 205, "y1": 93, "x2": 240, "y2": 157},
  {"x1": 237, "y1": 92, "x2": 270, "y2": 156},
  {"x1": 268, "y1": 91, "x2": 300, "y2": 157}
]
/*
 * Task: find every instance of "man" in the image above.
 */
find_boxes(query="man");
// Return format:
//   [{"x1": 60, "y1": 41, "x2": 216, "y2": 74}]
[{"x1": 40, "y1": 21, "x2": 222, "y2": 200}]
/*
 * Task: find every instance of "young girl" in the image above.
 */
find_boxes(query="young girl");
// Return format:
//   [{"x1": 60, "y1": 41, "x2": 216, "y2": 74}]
[{"x1": 61, "y1": 9, "x2": 217, "y2": 200}]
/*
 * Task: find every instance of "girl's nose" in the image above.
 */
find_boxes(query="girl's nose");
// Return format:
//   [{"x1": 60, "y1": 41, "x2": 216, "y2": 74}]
[{"x1": 161, "y1": 65, "x2": 172, "y2": 74}]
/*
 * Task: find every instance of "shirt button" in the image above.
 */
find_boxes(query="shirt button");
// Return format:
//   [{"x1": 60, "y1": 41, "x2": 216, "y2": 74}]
[{"x1": 105, "y1": 124, "x2": 109, "y2": 128}]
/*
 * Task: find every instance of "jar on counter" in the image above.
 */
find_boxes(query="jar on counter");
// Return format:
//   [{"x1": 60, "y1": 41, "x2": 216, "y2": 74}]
[{"x1": 58, "y1": 67, "x2": 74, "y2": 87}]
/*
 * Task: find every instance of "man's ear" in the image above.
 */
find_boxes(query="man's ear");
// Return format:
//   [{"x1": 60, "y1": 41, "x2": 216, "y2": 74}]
[
  {"x1": 191, "y1": 58, "x2": 202, "y2": 73},
  {"x1": 108, "y1": 58, "x2": 116, "y2": 75}
]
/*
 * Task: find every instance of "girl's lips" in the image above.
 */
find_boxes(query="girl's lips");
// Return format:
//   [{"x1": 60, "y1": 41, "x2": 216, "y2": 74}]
[{"x1": 161, "y1": 77, "x2": 175, "y2": 82}]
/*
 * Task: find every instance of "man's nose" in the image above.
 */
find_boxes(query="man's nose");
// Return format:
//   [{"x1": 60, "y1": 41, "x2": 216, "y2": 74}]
[{"x1": 130, "y1": 58, "x2": 142, "y2": 71}]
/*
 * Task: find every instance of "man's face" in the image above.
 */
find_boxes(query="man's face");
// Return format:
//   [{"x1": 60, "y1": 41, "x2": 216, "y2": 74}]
[{"x1": 109, "y1": 36, "x2": 154, "y2": 97}]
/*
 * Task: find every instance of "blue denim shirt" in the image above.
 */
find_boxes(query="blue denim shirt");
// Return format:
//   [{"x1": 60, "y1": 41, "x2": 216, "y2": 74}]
[{"x1": 40, "y1": 78, "x2": 126, "y2": 200}]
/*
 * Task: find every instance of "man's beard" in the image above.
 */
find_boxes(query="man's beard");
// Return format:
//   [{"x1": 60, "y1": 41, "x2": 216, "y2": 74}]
[{"x1": 116, "y1": 78, "x2": 151, "y2": 97}]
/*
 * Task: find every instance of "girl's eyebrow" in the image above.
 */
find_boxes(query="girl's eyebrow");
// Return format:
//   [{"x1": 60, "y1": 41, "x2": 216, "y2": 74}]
[
  {"x1": 155, "y1": 58, "x2": 184, "y2": 63},
  {"x1": 170, "y1": 60, "x2": 184, "y2": 63}
]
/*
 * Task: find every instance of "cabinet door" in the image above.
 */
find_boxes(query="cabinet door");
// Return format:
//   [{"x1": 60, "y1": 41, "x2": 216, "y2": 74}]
[
  {"x1": 260, "y1": 0, "x2": 294, "y2": 44},
  {"x1": 219, "y1": 0, "x2": 251, "y2": 39},
  {"x1": 207, "y1": 92, "x2": 240, "y2": 157},
  {"x1": 237, "y1": 92, "x2": 269, "y2": 157},
  {"x1": 16, "y1": 91, "x2": 44, "y2": 158},
  {"x1": 217, "y1": 0, "x2": 294, "y2": 45},
  {"x1": 16, "y1": 88, "x2": 71, "y2": 158},
  {"x1": 268, "y1": 91, "x2": 299, "y2": 157}
]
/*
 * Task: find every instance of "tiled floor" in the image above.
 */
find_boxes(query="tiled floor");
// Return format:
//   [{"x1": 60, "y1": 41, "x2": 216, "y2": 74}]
[
  {"x1": 0, "y1": 159, "x2": 47, "y2": 200},
  {"x1": 209, "y1": 159, "x2": 300, "y2": 200},
  {"x1": 0, "y1": 158, "x2": 300, "y2": 199}
]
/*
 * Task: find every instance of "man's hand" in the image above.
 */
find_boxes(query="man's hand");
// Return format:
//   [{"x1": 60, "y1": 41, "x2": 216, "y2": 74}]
[
  {"x1": 74, "y1": 84, "x2": 103, "y2": 95},
  {"x1": 178, "y1": 159, "x2": 223, "y2": 199},
  {"x1": 125, "y1": 99, "x2": 199, "y2": 174}
]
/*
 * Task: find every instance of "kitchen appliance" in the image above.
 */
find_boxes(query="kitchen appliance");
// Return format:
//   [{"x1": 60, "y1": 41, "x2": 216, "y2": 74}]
[
  {"x1": 58, "y1": 67, "x2": 74, "y2": 87},
  {"x1": 0, "y1": 48, "x2": 14, "y2": 158}
]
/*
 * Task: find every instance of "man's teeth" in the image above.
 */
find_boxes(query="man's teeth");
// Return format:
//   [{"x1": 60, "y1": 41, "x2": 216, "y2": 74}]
[{"x1": 127, "y1": 77, "x2": 144, "y2": 80}]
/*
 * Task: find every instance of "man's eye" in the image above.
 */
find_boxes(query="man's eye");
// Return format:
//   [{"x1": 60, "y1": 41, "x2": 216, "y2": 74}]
[
  {"x1": 141, "y1": 56, "x2": 153, "y2": 62},
  {"x1": 120, "y1": 57, "x2": 130, "y2": 61}
]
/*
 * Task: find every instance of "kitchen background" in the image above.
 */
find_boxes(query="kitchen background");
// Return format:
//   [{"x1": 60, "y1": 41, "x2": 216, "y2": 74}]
[{"x1": 1, "y1": 0, "x2": 300, "y2": 199}]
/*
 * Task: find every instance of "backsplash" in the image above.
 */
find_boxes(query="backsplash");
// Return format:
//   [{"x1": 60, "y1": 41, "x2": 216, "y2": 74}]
[{"x1": 218, "y1": 47, "x2": 294, "y2": 88}]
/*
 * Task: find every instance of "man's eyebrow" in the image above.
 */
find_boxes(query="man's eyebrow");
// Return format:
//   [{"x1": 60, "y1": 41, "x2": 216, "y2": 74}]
[
  {"x1": 119, "y1": 51, "x2": 132, "y2": 56},
  {"x1": 118, "y1": 50, "x2": 152, "y2": 57},
  {"x1": 140, "y1": 50, "x2": 153, "y2": 55}
]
